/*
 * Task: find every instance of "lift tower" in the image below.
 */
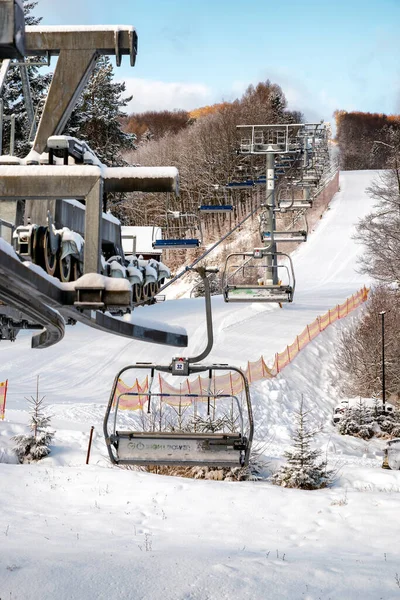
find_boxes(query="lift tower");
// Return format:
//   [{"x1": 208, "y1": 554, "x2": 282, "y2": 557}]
[{"x1": 236, "y1": 124, "x2": 304, "y2": 285}]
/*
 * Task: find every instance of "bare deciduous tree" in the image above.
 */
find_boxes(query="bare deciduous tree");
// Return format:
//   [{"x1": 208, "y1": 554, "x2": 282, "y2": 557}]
[{"x1": 334, "y1": 286, "x2": 400, "y2": 400}]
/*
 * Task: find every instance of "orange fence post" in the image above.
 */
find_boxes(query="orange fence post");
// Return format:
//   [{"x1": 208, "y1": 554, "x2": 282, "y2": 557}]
[{"x1": 307, "y1": 325, "x2": 311, "y2": 341}]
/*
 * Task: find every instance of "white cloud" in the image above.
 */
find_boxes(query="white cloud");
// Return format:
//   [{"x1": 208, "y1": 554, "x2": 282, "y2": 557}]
[{"x1": 120, "y1": 78, "x2": 213, "y2": 114}]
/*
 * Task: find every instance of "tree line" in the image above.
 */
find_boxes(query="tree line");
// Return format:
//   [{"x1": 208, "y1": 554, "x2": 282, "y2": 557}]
[{"x1": 335, "y1": 110, "x2": 400, "y2": 170}]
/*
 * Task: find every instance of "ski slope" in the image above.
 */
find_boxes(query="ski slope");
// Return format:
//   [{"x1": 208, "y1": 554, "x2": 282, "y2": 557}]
[
  {"x1": 0, "y1": 170, "x2": 375, "y2": 406},
  {"x1": 2, "y1": 170, "x2": 400, "y2": 600}
]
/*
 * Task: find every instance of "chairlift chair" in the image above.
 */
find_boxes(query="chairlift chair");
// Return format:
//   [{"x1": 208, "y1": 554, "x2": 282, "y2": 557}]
[
  {"x1": 276, "y1": 183, "x2": 313, "y2": 211},
  {"x1": 104, "y1": 362, "x2": 253, "y2": 468},
  {"x1": 259, "y1": 207, "x2": 308, "y2": 243},
  {"x1": 198, "y1": 186, "x2": 234, "y2": 214},
  {"x1": 104, "y1": 266, "x2": 254, "y2": 468},
  {"x1": 152, "y1": 211, "x2": 202, "y2": 250},
  {"x1": 222, "y1": 249, "x2": 295, "y2": 303}
]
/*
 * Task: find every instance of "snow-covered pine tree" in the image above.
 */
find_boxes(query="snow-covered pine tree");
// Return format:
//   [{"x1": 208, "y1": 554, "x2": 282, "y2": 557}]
[
  {"x1": 272, "y1": 398, "x2": 333, "y2": 490},
  {"x1": 65, "y1": 56, "x2": 136, "y2": 166},
  {"x1": 1, "y1": 1, "x2": 52, "y2": 156},
  {"x1": 191, "y1": 272, "x2": 221, "y2": 298},
  {"x1": 337, "y1": 399, "x2": 375, "y2": 440},
  {"x1": 13, "y1": 376, "x2": 54, "y2": 463}
]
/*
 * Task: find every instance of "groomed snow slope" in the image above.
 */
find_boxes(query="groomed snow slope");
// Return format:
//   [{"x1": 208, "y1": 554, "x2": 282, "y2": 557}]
[{"x1": 1, "y1": 170, "x2": 400, "y2": 600}]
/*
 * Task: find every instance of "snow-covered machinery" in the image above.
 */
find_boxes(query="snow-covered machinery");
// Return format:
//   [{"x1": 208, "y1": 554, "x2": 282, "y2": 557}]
[
  {"x1": 222, "y1": 248, "x2": 295, "y2": 303},
  {"x1": 13, "y1": 211, "x2": 84, "y2": 281},
  {"x1": 0, "y1": 26, "x2": 188, "y2": 349},
  {"x1": 104, "y1": 267, "x2": 254, "y2": 468},
  {"x1": 9, "y1": 136, "x2": 173, "y2": 306}
]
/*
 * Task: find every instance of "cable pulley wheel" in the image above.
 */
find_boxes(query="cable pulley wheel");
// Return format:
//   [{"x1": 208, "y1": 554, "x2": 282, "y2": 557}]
[
  {"x1": 72, "y1": 258, "x2": 82, "y2": 281},
  {"x1": 131, "y1": 283, "x2": 141, "y2": 303},
  {"x1": 141, "y1": 284, "x2": 149, "y2": 302},
  {"x1": 32, "y1": 226, "x2": 46, "y2": 269},
  {"x1": 59, "y1": 254, "x2": 72, "y2": 282},
  {"x1": 43, "y1": 231, "x2": 58, "y2": 276}
]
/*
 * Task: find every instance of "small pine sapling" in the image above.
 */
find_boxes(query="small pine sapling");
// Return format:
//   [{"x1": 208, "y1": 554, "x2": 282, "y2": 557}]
[
  {"x1": 272, "y1": 398, "x2": 333, "y2": 490},
  {"x1": 13, "y1": 376, "x2": 54, "y2": 463}
]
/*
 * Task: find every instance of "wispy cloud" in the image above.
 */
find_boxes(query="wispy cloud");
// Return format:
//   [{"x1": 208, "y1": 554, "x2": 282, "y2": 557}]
[
  {"x1": 120, "y1": 78, "x2": 213, "y2": 114},
  {"x1": 38, "y1": 0, "x2": 94, "y2": 23},
  {"x1": 230, "y1": 70, "x2": 340, "y2": 124}
]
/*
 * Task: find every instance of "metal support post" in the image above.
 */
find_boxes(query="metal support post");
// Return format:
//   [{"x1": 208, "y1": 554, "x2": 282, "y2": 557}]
[
  {"x1": 266, "y1": 153, "x2": 278, "y2": 284},
  {"x1": 0, "y1": 58, "x2": 11, "y2": 96},
  {"x1": 84, "y1": 177, "x2": 103, "y2": 274},
  {"x1": 380, "y1": 311, "x2": 386, "y2": 412},
  {"x1": 9, "y1": 113, "x2": 15, "y2": 155},
  {"x1": 19, "y1": 60, "x2": 36, "y2": 138},
  {"x1": 86, "y1": 426, "x2": 95, "y2": 464},
  {"x1": 0, "y1": 98, "x2": 3, "y2": 156}
]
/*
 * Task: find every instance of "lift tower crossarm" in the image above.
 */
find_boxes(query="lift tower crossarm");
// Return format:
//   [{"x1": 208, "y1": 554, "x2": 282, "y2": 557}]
[{"x1": 24, "y1": 26, "x2": 138, "y2": 155}]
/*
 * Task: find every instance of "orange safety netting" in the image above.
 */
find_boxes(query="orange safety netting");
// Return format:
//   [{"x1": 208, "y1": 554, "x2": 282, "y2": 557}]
[
  {"x1": 117, "y1": 286, "x2": 369, "y2": 409},
  {"x1": 272, "y1": 286, "x2": 368, "y2": 374},
  {"x1": 113, "y1": 376, "x2": 149, "y2": 411}
]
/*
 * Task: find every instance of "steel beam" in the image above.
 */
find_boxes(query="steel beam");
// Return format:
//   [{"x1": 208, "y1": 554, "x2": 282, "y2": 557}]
[{"x1": 23, "y1": 26, "x2": 138, "y2": 155}]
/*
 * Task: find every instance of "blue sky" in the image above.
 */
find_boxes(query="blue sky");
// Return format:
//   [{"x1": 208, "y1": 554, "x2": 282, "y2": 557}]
[{"x1": 37, "y1": 0, "x2": 400, "y2": 122}]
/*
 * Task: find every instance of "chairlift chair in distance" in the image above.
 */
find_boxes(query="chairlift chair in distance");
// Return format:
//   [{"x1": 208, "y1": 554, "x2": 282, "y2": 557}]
[
  {"x1": 152, "y1": 210, "x2": 202, "y2": 250},
  {"x1": 103, "y1": 267, "x2": 254, "y2": 468},
  {"x1": 222, "y1": 248, "x2": 295, "y2": 303},
  {"x1": 259, "y1": 206, "x2": 308, "y2": 244},
  {"x1": 198, "y1": 185, "x2": 233, "y2": 214}
]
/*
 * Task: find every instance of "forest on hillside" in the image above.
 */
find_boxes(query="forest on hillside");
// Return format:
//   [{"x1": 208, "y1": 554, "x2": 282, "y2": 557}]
[
  {"x1": 335, "y1": 110, "x2": 400, "y2": 170},
  {"x1": 113, "y1": 81, "x2": 303, "y2": 229}
]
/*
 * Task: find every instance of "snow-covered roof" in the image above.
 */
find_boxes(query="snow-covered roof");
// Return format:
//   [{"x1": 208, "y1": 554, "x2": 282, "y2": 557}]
[
  {"x1": 104, "y1": 167, "x2": 178, "y2": 180},
  {"x1": 26, "y1": 25, "x2": 136, "y2": 33},
  {"x1": 122, "y1": 226, "x2": 162, "y2": 255}
]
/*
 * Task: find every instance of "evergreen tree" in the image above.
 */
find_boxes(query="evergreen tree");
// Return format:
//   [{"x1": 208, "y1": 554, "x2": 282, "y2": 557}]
[
  {"x1": 337, "y1": 399, "x2": 375, "y2": 440},
  {"x1": 65, "y1": 56, "x2": 136, "y2": 166},
  {"x1": 272, "y1": 398, "x2": 333, "y2": 490},
  {"x1": 13, "y1": 376, "x2": 54, "y2": 463},
  {"x1": 1, "y1": 1, "x2": 52, "y2": 156}
]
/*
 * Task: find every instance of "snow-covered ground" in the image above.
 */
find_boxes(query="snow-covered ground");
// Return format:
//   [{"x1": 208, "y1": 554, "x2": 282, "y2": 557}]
[{"x1": 1, "y1": 170, "x2": 400, "y2": 600}]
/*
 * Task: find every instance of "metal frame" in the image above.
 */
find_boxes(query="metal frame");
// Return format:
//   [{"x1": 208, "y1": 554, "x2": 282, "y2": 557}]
[{"x1": 237, "y1": 124, "x2": 305, "y2": 155}]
